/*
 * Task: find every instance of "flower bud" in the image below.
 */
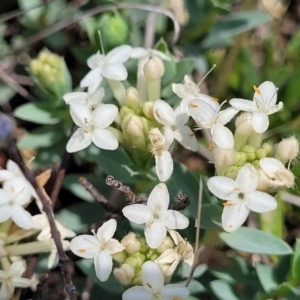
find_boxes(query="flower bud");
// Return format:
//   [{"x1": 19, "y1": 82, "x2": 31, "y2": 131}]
[
  {"x1": 143, "y1": 56, "x2": 165, "y2": 80},
  {"x1": 142, "y1": 101, "x2": 155, "y2": 120},
  {"x1": 30, "y1": 49, "x2": 71, "y2": 102},
  {"x1": 276, "y1": 136, "x2": 299, "y2": 164},
  {"x1": 125, "y1": 252, "x2": 145, "y2": 269},
  {"x1": 112, "y1": 251, "x2": 127, "y2": 264},
  {"x1": 224, "y1": 165, "x2": 241, "y2": 179},
  {"x1": 156, "y1": 236, "x2": 174, "y2": 254},
  {"x1": 121, "y1": 232, "x2": 141, "y2": 254},
  {"x1": 125, "y1": 87, "x2": 140, "y2": 109},
  {"x1": 235, "y1": 112, "x2": 254, "y2": 135},
  {"x1": 113, "y1": 263, "x2": 134, "y2": 285},
  {"x1": 241, "y1": 145, "x2": 256, "y2": 162},
  {"x1": 256, "y1": 142, "x2": 273, "y2": 159}
]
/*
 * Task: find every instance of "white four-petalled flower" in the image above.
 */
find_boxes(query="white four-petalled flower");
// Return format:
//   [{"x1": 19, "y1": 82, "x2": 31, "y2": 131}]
[
  {"x1": 122, "y1": 183, "x2": 189, "y2": 249},
  {"x1": 122, "y1": 261, "x2": 190, "y2": 300},
  {"x1": 207, "y1": 164, "x2": 277, "y2": 232},
  {"x1": 70, "y1": 219, "x2": 124, "y2": 282}
]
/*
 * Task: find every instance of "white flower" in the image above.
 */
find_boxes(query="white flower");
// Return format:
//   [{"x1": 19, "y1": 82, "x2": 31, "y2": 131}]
[
  {"x1": 172, "y1": 75, "x2": 215, "y2": 113},
  {"x1": 0, "y1": 160, "x2": 35, "y2": 198},
  {"x1": 0, "y1": 179, "x2": 33, "y2": 229},
  {"x1": 122, "y1": 183, "x2": 189, "y2": 249},
  {"x1": 0, "y1": 260, "x2": 34, "y2": 300},
  {"x1": 207, "y1": 164, "x2": 277, "y2": 232},
  {"x1": 32, "y1": 214, "x2": 75, "y2": 241},
  {"x1": 70, "y1": 219, "x2": 124, "y2": 282},
  {"x1": 122, "y1": 261, "x2": 190, "y2": 300},
  {"x1": 188, "y1": 98, "x2": 238, "y2": 129},
  {"x1": 63, "y1": 86, "x2": 104, "y2": 109},
  {"x1": 153, "y1": 100, "x2": 199, "y2": 151},
  {"x1": 155, "y1": 230, "x2": 194, "y2": 279},
  {"x1": 80, "y1": 45, "x2": 132, "y2": 92},
  {"x1": 66, "y1": 103, "x2": 119, "y2": 152},
  {"x1": 149, "y1": 128, "x2": 173, "y2": 182},
  {"x1": 131, "y1": 47, "x2": 170, "y2": 61},
  {"x1": 230, "y1": 81, "x2": 283, "y2": 133}
]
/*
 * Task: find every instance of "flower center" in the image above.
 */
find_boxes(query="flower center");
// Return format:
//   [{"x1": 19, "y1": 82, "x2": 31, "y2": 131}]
[{"x1": 238, "y1": 192, "x2": 245, "y2": 200}]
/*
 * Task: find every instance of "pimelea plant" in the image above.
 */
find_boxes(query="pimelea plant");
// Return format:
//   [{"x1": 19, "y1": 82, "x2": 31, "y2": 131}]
[{"x1": 1, "y1": 2, "x2": 300, "y2": 300}]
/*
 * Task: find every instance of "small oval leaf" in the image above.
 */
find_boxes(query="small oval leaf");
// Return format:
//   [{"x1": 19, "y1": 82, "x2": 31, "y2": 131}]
[{"x1": 220, "y1": 227, "x2": 293, "y2": 255}]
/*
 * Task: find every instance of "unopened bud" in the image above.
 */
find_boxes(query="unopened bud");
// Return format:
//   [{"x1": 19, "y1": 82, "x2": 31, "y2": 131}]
[
  {"x1": 125, "y1": 87, "x2": 140, "y2": 109},
  {"x1": 224, "y1": 165, "x2": 241, "y2": 180},
  {"x1": 235, "y1": 112, "x2": 254, "y2": 135},
  {"x1": 256, "y1": 142, "x2": 273, "y2": 159},
  {"x1": 113, "y1": 263, "x2": 134, "y2": 285},
  {"x1": 156, "y1": 236, "x2": 174, "y2": 254},
  {"x1": 121, "y1": 232, "x2": 141, "y2": 254},
  {"x1": 276, "y1": 136, "x2": 299, "y2": 164},
  {"x1": 241, "y1": 145, "x2": 256, "y2": 162},
  {"x1": 142, "y1": 101, "x2": 155, "y2": 120},
  {"x1": 143, "y1": 56, "x2": 165, "y2": 80},
  {"x1": 125, "y1": 252, "x2": 145, "y2": 269}
]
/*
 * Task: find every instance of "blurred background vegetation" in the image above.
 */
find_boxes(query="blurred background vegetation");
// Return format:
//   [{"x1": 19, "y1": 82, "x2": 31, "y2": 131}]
[{"x1": 1, "y1": 0, "x2": 300, "y2": 299}]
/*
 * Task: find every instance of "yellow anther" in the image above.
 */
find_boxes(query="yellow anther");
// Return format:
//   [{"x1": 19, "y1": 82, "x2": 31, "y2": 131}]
[{"x1": 253, "y1": 85, "x2": 261, "y2": 95}]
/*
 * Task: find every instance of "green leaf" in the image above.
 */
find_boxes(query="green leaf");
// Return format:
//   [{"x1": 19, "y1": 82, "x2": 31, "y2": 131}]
[
  {"x1": 210, "y1": 280, "x2": 240, "y2": 300},
  {"x1": 63, "y1": 174, "x2": 110, "y2": 203},
  {"x1": 220, "y1": 227, "x2": 293, "y2": 255},
  {"x1": 14, "y1": 102, "x2": 60, "y2": 124},
  {"x1": 0, "y1": 83, "x2": 16, "y2": 104},
  {"x1": 55, "y1": 201, "x2": 105, "y2": 233},
  {"x1": 76, "y1": 259, "x2": 124, "y2": 294},
  {"x1": 201, "y1": 204, "x2": 222, "y2": 229},
  {"x1": 18, "y1": 124, "x2": 65, "y2": 148},
  {"x1": 256, "y1": 263, "x2": 278, "y2": 293}
]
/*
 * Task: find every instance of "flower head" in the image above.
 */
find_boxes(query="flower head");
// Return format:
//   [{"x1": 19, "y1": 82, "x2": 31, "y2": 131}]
[
  {"x1": 230, "y1": 81, "x2": 283, "y2": 133},
  {"x1": 0, "y1": 260, "x2": 34, "y2": 300},
  {"x1": 153, "y1": 100, "x2": 199, "y2": 151},
  {"x1": 0, "y1": 179, "x2": 33, "y2": 229},
  {"x1": 122, "y1": 261, "x2": 190, "y2": 300},
  {"x1": 70, "y1": 219, "x2": 124, "y2": 281},
  {"x1": 66, "y1": 103, "x2": 118, "y2": 152},
  {"x1": 80, "y1": 45, "x2": 132, "y2": 92},
  {"x1": 207, "y1": 164, "x2": 277, "y2": 232},
  {"x1": 122, "y1": 183, "x2": 189, "y2": 248}
]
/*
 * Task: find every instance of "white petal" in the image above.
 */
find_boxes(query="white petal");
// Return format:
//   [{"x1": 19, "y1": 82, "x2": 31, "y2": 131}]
[
  {"x1": 80, "y1": 68, "x2": 102, "y2": 88},
  {"x1": 251, "y1": 112, "x2": 269, "y2": 133},
  {"x1": 106, "y1": 45, "x2": 132, "y2": 64},
  {"x1": 222, "y1": 202, "x2": 249, "y2": 232},
  {"x1": 122, "y1": 204, "x2": 153, "y2": 224},
  {"x1": 11, "y1": 277, "x2": 34, "y2": 288},
  {"x1": 174, "y1": 126, "x2": 199, "y2": 151},
  {"x1": 161, "y1": 284, "x2": 190, "y2": 299},
  {"x1": 94, "y1": 251, "x2": 112, "y2": 282},
  {"x1": 160, "y1": 210, "x2": 189, "y2": 229},
  {"x1": 174, "y1": 106, "x2": 189, "y2": 126},
  {"x1": 142, "y1": 261, "x2": 164, "y2": 290},
  {"x1": 106, "y1": 238, "x2": 125, "y2": 254},
  {"x1": 92, "y1": 104, "x2": 118, "y2": 128},
  {"x1": 96, "y1": 219, "x2": 116, "y2": 241},
  {"x1": 122, "y1": 287, "x2": 152, "y2": 300},
  {"x1": 63, "y1": 92, "x2": 86, "y2": 104},
  {"x1": 91, "y1": 128, "x2": 118, "y2": 150},
  {"x1": 172, "y1": 83, "x2": 187, "y2": 99},
  {"x1": 9, "y1": 260, "x2": 26, "y2": 275},
  {"x1": 153, "y1": 100, "x2": 174, "y2": 127},
  {"x1": 207, "y1": 176, "x2": 238, "y2": 200},
  {"x1": 70, "y1": 235, "x2": 99, "y2": 258},
  {"x1": 87, "y1": 53, "x2": 100, "y2": 69},
  {"x1": 130, "y1": 47, "x2": 149, "y2": 59},
  {"x1": 254, "y1": 81, "x2": 277, "y2": 107},
  {"x1": 155, "y1": 152, "x2": 173, "y2": 182},
  {"x1": 229, "y1": 98, "x2": 258, "y2": 112},
  {"x1": 66, "y1": 129, "x2": 92, "y2": 153},
  {"x1": 0, "y1": 205, "x2": 11, "y2": 222},
  {"x1": 247, "y1": 191, "x2": 277, "y2": 212},
  {"x1": 69, "y1": 104, "x2": 92, "y2": 128},
  {"x1": 235, "y1": 164, "x2": 258, "y2": 193},
  {"x1": 259, "y1": 157, "x2": 285, "y2": 177},
  {"x1": 211, "y1": 124, "x2": 234, "y2": 149},
  {"x1": 0, "y1": 189, "x2": 9, "y2": 205},
  {"x1": 11, "y1": 206, "x2": 33, "y2": 229},
  {"x1": 147, "y1": 183, "x2": 169, "y2": 212},
  {"x1": 145, "y1": 219, "x2": 167, "y2": 248},
  {"x1": 0, "y1": 280, "x2": 14, "y2": 300},
  {"x1": 102, "y1": 63, "x2": 128, "y2": 81},
  {"x1": 0, "y1": 170, "x2": 14, "y2": 181},
  {"x1": 88, "y1": 87, "x2": 104, "y2": 106},
  {"x1": 216, "y1": 107, "x2": 239, "y2": 125}
]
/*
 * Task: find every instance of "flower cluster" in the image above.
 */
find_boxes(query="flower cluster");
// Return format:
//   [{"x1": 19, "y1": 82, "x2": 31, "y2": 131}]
[
  {"x1": 63, "y1": 43, "x2": 298, "y2": 298},
  {"x1": 70, "y1": 183, "x2": 192, "y2": 299}
]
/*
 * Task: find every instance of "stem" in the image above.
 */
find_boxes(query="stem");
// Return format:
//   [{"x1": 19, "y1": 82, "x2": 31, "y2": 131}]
[
  {"x1": 147, "y1": 79, "x2": 161, "y2": 102},
  {"x1": 107, "y1": 79, "x2": 126, "y2": 105},
  {"x1": 5, "y1": 145, "x2": 76, "y2": 300},
  {"x1": 5, "y1": 241, "x2": 51, "y2": 256}
]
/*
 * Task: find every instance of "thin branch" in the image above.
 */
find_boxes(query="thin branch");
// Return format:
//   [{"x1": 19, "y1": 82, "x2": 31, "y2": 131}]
[
  {"x1": 185, "y1": 177, "x2": 203, "y2": 287},
  {"x1": 144, "y1": 0, "x2": 158, "y2": 48},
  {"x1": 105, "y1": 175, "x2": 147, "y2": 204},
  {"x1": 0, "y1": 113, "x2": 76, "y2": 300},
  {"x1": 79, "y1": 176, "x2": 118, "y2": 212},
  {"x1": 1, "y1": 3, "x2": 180, "y2": 59}
]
